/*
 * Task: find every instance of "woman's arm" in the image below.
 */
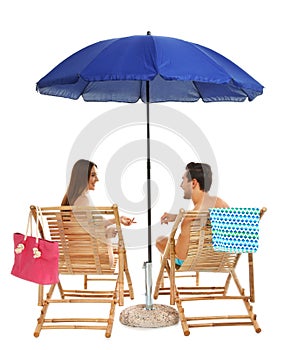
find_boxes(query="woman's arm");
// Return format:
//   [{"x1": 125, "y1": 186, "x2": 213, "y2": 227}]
[{"x1": 104, "y1": 216, "x2": 135, "y2": 227}]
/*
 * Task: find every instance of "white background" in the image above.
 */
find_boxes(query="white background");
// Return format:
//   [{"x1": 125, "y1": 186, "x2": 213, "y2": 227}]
[{"x1": 1, "y1": 1, "x2": 283, "y2": 348}]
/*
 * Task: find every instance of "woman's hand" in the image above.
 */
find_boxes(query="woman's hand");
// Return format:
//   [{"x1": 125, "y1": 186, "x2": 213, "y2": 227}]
[
  {"x1": 160, "y1": 212, "x2": 177, "y2": 225},
  {"x1": 120, "y1": 216, "x2": 136, "y2": 226},
  {"x1": 105, "y1": 227, "x2": 118, "y2": 238}
]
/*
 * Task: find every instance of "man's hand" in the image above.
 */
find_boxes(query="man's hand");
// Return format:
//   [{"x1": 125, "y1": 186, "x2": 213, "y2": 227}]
[{"x1": 160, "y1": 212, "x2": 177, "y2": 225}]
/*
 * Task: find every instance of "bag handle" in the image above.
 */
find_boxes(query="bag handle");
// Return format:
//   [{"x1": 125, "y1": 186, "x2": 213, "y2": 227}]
[
  {"x1": 14, "y1": 212, "x2": 32, "y2": 254},
  {"x1": 24, "y1": 207, "x2": 41, "y2": 241},
  {"x1": 32, "y1": 206, "x2": 45, "y2": 257},
  {"x1": 35, "y1": 206, "x2": 45, "y2": 240},
  {"x1": 14, "y1": 207, "x2": 43, "y2": 258},
  {"x1": 25, "y1": 211, "x2": 33, "y2": 238}
]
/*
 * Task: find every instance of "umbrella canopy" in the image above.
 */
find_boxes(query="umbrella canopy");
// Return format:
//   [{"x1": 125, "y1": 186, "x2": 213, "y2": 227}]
[
  {"x1": 36, "y1": 33, "x2": 264, "y2": 310},
  {"x1": 37, "y1": 34, "x2": 263, "y2": 103}
]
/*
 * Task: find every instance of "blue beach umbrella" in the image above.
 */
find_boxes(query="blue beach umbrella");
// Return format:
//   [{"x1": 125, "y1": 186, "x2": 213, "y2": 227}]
[{"x1": 36, "y1": 33, "x2": 264, "y2": 310}]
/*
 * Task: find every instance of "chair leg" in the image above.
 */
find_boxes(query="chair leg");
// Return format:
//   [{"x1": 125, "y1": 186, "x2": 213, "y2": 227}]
[
  {"x1": 34, "y1": 284, "x2": 56, "y2": 337},
  {"x1": 117, "y1": 249, "x2": 125, "y2": 306},
  {"x1": 169, "y1": 260, "x2": 176, "y2": 305},
  {"x1": 248, "y1": 253, "x2": 255, "y2": 302},
  {"x1": 159, "y1": 256, "x2": 165, "y2": 288},
  {"x1": 228, "y1": 269, "x2": 261, "y2": 333},
  {"x1": 105, "y1": 299, "x2": 117, "y2": 338},
  {"x1": 124, "y1": 256, "x2": 134, "y2": 299},
  {"x1": 195, "y1": 272, "x2": 199, "y2": 286},
  {"x1": 153, "y1": 257, "x2": 168, "y2": 300},
  {"x1": 175, "y1": 296, "x2": 190, "y2": 336},
  {"x1": 37, "y1": 285, "x2": 44, "y2": 306}
]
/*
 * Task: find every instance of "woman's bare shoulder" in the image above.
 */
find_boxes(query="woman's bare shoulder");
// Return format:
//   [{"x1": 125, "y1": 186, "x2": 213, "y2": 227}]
[{"x1": 74, "y1": 193, "x2": 90, "y2": 206}]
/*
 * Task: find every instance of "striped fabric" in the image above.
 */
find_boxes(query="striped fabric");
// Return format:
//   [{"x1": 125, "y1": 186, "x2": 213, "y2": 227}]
[{"x1": 209, "y1": 208, "x2": 260, "y2": 253}]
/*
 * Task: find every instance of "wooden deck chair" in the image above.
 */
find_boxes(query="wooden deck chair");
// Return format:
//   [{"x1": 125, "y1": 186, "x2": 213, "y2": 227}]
[
  {"x1": 30, "y1": 204, "x2": 134, "y2": 338},
  {"x1": 153, "y1": 207, "x2": 266, "y2": 336}
]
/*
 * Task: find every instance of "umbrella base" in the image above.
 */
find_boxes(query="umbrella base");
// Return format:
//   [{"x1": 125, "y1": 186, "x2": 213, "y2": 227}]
[{"x1": 119, "y1": 304, "x2": 179, "y2": 328}]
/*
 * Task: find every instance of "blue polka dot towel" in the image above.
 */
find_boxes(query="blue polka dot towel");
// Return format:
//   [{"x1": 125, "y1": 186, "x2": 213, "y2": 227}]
[{"x1": 209, "y1": 208, "x2": 260, "y2": 253}]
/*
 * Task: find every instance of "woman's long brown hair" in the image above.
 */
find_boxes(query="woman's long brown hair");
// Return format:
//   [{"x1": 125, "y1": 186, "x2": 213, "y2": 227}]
[{"x1": 61, "y1": 159, "x2": 97, "y2": 205}]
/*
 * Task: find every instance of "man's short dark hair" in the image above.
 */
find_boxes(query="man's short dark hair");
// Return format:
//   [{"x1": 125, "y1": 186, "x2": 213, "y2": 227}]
[{"x1": 185, "y1": 162, "x2": 212, "y2": 192}]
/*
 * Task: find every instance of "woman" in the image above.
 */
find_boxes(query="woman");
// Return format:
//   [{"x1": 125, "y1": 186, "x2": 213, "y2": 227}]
[
  {"x1": 61, "y1": 159, "x2": 135, "y2": 266},
  {"x1": 61, "y1": 159, "x2": 135, "y2": 227}
]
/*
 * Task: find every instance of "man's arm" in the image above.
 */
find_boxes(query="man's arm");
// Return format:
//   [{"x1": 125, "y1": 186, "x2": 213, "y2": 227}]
[
  {"x1": 160, "y1": 212, "x2": 177, "y2": 224},
  {"x1": 174, "y1": 217, "x2": 193, "y2": 260}
]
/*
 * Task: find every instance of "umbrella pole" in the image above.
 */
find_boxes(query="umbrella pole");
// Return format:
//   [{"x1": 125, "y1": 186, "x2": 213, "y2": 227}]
[
  {"x1": 146, "y1": 80, "x2": 152, "y2": 264},
  {"x1": 146, "y1": 32, "x2": 152, "y2": 265},
  {"x1": 120, "y1": 86, "x2": 179, "y2": 324},
  {"x1": 144, "y1": 80, "x2": 153, "y2": 310}
]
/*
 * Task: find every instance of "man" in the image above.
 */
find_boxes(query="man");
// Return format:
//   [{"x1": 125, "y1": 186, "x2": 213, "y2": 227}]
[{"x1": 156, "y1": 162, "x2": 229, "y2": 265}]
